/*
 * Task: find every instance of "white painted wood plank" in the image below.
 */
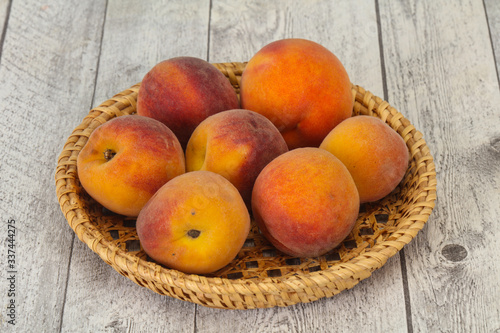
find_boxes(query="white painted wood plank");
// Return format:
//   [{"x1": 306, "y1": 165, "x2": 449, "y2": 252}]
[
  {"x1": 91, "y1": 0, "x2": 212, "y2": 106},
  {"x1": 196, "y1": 256, "x2": 404, "y2": 333},
  {"x1": 60, "y1": 0, "x2": 211, "y2": 331},
  {"x1": 0, "y1": 0, "x2": 107, "y2": 331},
  {"x1": 484, "y1": 0, "x2": 500, "y2": 80},
  {"x1": 61, "y1": 240, "x2": 196, "y2": 332},
  {"x1": 0, "y1": 0, "x2": 9, "y2": 39},
  {"x1": 209, "y1": 0, "x2": 385, "y2": 97},
  {"x1": 197, "y1": 1, "x2": 408, "y2": 331},
  {"x1": 379, "y1": 0, "x2": 500, "y2": 331}
]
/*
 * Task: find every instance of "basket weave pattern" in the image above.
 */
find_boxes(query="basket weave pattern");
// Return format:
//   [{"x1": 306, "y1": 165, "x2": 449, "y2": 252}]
[{"x1": 55, "y1": 62, "x2": 437, "y2": 309}]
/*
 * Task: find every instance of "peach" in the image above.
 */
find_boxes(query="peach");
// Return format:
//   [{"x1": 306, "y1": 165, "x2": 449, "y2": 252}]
[
  {"x1": 251, "y1": 148, "x2": 360, "y2": 257},
  {"x1": 137, "y1": 56, "x2": 240, "y2": 148},
  {"x1": 136, "y1": 171, "x2": 250, "y2": 274},
  {"x1": 185, "y1": 109, "x2": 288, "y2": 205},
  {"x1": 76, "y1": 115, "x2": 185, "y2": 217},
  {"x1": 240, "y1": 38, "x2": 353, "y2": 149},
  {"x1": 319, "y1": 115, "x2": 409, "y2": 203}
]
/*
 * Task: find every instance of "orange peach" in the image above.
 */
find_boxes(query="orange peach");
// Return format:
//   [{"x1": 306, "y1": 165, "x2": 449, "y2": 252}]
[
  {"x1": 76, "y1": 115, "x2": 185, "y2": 217},
  {"x1": 136, "y1": 171, "x2": 250, "y2": 274},
  {"x1": 251, "y1": 148, "x2": 360, "y2": 257},
  {"x1": 137, "y1": 56, "x2": 239, "y2": 148},
  {"x1": 319, "y1": 115, "x2": 409, "y2": 203},
  {"x1": 185, "y1": 109, "x2": 288, "y2": 205},
  {"x1": 240, "y1": 38, "x2": 353, "y2": 149}
]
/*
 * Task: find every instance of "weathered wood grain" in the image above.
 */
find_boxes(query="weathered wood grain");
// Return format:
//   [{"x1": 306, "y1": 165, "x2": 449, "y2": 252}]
[
  {"x1": 197, "y1": 1, "x2": 408, "y2": 331},
  {"x1": 379, "y1": 0, "x2": 500, "y2": 331},
  {"x1": 59, "y1": 0, "x2": 211, "y2": 331},
  {"x1": 60, "y1": 240, "x2": 196, "y2": 332},
  {"x1": 485, "y1": 0, "x2": 500, "y2": 82},
  {"x1": 0, "y1": 0, "x2": 107, "y2": 331},
  {"x1": 209, "y1": 0, "x2": 385, "y2": 96},
  {"x1": 0, "y1": 0, "x2": 9, "y2": 44},
  {"x1": 90, "y1": 0, "x2": 212, "y2": 106},
  {"x1": 195, "y1": 255, "x2": 405, "y2": 333}
]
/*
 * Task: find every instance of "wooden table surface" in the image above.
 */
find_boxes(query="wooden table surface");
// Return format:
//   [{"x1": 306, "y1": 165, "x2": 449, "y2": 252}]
[{"x1": 1, "y1": 0, "x2": 499, "y2": 332}]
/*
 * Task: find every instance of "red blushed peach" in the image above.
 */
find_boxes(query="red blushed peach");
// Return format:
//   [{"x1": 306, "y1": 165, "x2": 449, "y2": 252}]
[
  {"x1": 240, "y1": 38, "x2": 353, "y2": 149},
  {"x1": 185, "y1": 109, "x2": 288, "y2": 206},
  {"x1": 136, "y1": 171, "x2": 250, "y2": 275},
  {"x1": 137, "y1": 57, "x2": 240, "y2": 147},
  {"x1": 320, "y1": 115, "x2": 409, "y2": 203},
  {"x1": 251, "y1": 148, "x2": 360, "y2": 258},
  {"x1": 76, "y1": 115, "x2": 185, "y2": 217}
]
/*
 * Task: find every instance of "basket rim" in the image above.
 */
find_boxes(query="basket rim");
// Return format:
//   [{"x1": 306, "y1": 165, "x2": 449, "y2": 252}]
[{"x1": 55, "y1": 62, "x2": 437, "y2": 308}]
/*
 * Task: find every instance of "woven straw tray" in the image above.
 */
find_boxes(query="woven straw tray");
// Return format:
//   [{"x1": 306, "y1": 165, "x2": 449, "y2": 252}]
[{"x1": 55, "y1": 62, "x2": 437, "y2": 310}]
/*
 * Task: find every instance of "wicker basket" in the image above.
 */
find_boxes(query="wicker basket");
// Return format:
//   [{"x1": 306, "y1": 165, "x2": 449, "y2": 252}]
[{"x1": 55, "y1": 62, "x2": 437, "y2": 310}]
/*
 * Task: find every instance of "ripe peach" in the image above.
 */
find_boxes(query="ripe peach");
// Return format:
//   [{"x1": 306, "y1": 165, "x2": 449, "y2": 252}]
[
  {"x1": 136, "y1": 171, "x2": 251, "y2": 274},
  {"x1": 77, "y1": 115, "x2": 185, "y2": 217},
  {"x1": 240, "y1": 38, "x2": 353, "y2": 149},
  {"x1": 185, "y1": 109, "x2": 288, "y2": 206},
  {"x1": 319, "y1": 115, "x2": 409, "y2": 203},
  {"x1": 137, "y1": 57, "x2": 240, "y2": 147},
  {"x1": 251, "y1": 148, "x2": 360, "y2": 257}
]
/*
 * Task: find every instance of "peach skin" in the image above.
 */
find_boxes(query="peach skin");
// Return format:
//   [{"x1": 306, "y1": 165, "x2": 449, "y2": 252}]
[
  {"x1": 137, "y1": 56, "x2": 240, "y2": 147},
  {"x1": 76, "y1": 115, "x2": 185, "y2": 217},
  {"x1": 185, "y1": 109, "x2": 288, "y2": 206},
  {"x1": 251, "y1": 148, "x2": 360, "y2": 257},
  {"x1": 320, "y1": 115, "x2": 409, "y2": 203},
  {"x1": 240, "y1": 38, "x2": 353, "y2": 149},
  {"x1": 136, "y1": 171, "x2": 251, "y2": 275}
]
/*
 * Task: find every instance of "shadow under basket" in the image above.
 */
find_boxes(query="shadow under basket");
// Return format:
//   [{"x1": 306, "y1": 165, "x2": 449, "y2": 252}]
[{"x1": 55, "y1": 62, "x2": 437, "y2": 310}]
